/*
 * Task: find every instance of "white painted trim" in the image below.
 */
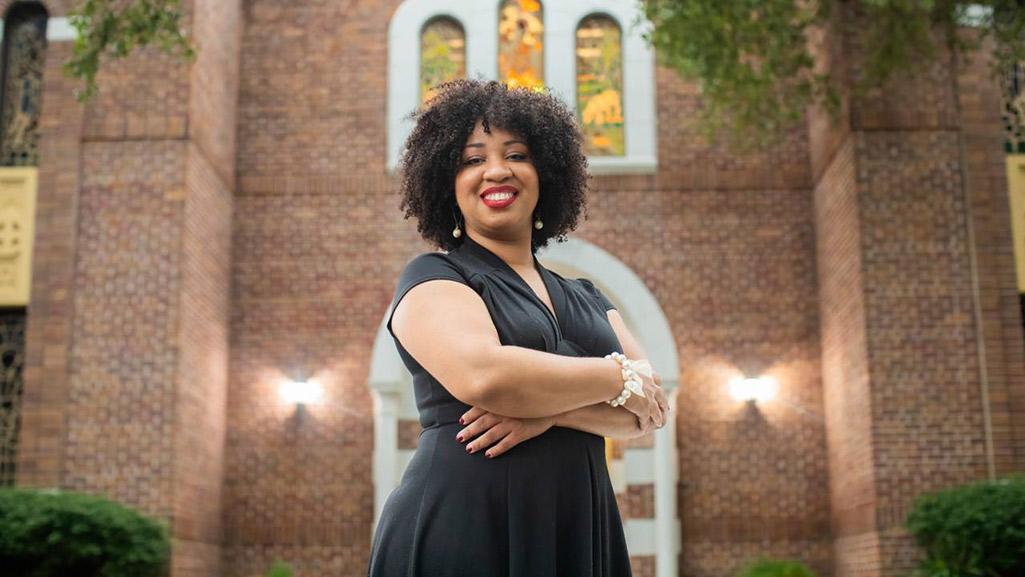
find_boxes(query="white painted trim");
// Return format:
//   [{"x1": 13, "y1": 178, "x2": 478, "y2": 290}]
[
  {"x1": 654, "y1": 386, "x2": 681, "y2": 576},
  {"x1": 624, "y1": 447, "x2": 654, "y2": 484},
  {"x1": 46, "y1": 17, "x2": 74, "y2": 41},
  {"x1": 369, "y1": 390, "x2": 398, "y2": 536},
  {"x1": 387, "y1": 0, "x2": 658, "y2": 174},
  {"x1": 545, "y1": 1, "x2": 657, "y2": 174},
  {"x1": 624, "y1": 518, "x2": 681, "y2": 557},
  {"x1": 368, "y1": 236, "x2": 681, "y2": 575},
  {"x1": 0, "y1": 16, "x2": 76, "y2": 42}
]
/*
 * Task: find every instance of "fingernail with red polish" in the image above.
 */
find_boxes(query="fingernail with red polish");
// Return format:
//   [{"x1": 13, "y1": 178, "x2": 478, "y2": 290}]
[
  {"x1": 466, "y1": 446, "x2": 473, "y2": 453},
  {"x1": 486, "y1": 452, "x2": 493, "y2": 458},
  {"x1": 459, "y1": 417, "x2": 465, "y2": 425},
  {"x1": 456, "y1": 434, "x2": 464, "y2": 442}
]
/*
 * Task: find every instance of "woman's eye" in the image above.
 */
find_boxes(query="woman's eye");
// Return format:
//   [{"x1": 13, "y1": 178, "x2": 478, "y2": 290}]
[{"x1": 462, "y1": 153, "x2": 528, "y2": 165}]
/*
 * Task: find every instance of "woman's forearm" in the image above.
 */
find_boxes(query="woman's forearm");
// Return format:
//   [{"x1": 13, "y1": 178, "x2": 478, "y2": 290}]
[
  {"x1": 553, "y1": 402, "x2": 644, "y2": 440},
  {"x1": 477, "y1": 345, "x2": 625, "y2": 419}
]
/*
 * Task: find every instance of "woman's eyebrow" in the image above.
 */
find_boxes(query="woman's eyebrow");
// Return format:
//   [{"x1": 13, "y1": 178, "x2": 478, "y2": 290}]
[{"x1": 463, "y1": 140, "x2": 527, "y2": 149}]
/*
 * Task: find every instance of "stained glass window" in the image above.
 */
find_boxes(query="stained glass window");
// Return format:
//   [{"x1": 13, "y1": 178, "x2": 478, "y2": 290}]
[
  {"x1": 0, "y1": 3, "x2": 47, "y2": 167},
  {"x1": 420, "y1": 17, "x2": 465, "y2": 104},
  {"x1": 576, "y1": 15, "x2": 624, "y2": 156},
  {"x1": 498, "y1": 0, "x2": 544, "y2": 91}
]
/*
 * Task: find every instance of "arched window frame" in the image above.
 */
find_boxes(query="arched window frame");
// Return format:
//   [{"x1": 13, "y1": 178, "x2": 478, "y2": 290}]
[
  {"x1": 0, "y1": 7, "x2": 73, "y2": 42},
  {"x1": 575, "y1": 11, "x2": 625, "y2": 157},
  {"x1": 388, "y1": 0, "x2": 656, "y2": 174},
  {"x1": 419, "y1": 15, "x2": 466, "y2": 104}
]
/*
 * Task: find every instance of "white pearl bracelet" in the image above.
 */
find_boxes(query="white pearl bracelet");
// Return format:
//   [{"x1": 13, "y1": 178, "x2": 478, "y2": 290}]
[{"x1": 604, "y1": 351, "x2": 646, "y2": 408}]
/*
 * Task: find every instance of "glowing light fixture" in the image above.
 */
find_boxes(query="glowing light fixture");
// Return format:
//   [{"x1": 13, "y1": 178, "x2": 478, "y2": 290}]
[
  {"x1": 728, "y1": 375, "x2": 778, "y2": 403},
  {"x1": 279, "y1": 379, "x2": 324, "y2": 406}
]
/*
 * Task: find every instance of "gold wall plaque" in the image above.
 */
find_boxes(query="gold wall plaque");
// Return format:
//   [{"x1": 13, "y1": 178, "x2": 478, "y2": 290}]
[{"x1": 0, "y1": 167, "x2": 36, "y2": 306}]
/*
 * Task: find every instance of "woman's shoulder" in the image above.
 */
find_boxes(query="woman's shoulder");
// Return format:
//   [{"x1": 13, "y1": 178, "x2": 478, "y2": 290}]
[
  {"x1": 398, "y1": 250, "x2": 466, "y2": 282},
  {"x1": 568, "y1": 275, "x2": 617, "y2": 312},
  {"x1": 544, "y1": 267, "x2": 590, "y2": 291}
]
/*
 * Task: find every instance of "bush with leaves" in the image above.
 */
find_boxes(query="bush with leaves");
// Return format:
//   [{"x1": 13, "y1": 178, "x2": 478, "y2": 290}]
[
  {"x1": 0, "y1": 487, "x2": 170, "y2": 577},
  {"x1": 735, "y1": 558, "x2": 817, "y2": 577},
  {"x1": 639, "y1": 0, "x2": 1025, "y2": 149},
  {"x1": 906, "y1": 475, "x2": 1025, "y2": 577},
  {"x1": 264, "y1": 560, "x2": 294, "y2": 577},
  {"x1": 64, "y1": 0, "x2": 195, "y2": 102}
]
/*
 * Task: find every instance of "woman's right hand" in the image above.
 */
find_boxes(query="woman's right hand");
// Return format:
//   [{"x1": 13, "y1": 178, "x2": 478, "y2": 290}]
[{"x1": 621, "y1": 369, "x2": 668, "y2": 429}]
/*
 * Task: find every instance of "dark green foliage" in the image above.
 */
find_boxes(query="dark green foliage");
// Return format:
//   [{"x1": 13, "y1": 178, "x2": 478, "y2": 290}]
[
  {"x1": 639, "y1": 0, "x2": 1025, "y2": 150},
  {"x1": 63, "y1": 0, "x2": 196, "y2": 102},
  {"x1": 906, "y1": 476, "x2": 1025, "y2": 577},
  {"x1": 735, "y1": 558, "x2": 817, "y2": 577},
  {"x1": 639, "y1": 0, "x2": 837, "y2": 150},
  {"x1": 0, "y1": 487, "x2": 170, "y2": 577}
]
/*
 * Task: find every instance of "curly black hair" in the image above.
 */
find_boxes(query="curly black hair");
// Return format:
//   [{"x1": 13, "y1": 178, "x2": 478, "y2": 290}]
[{"x1": 397, "y1": 78, "x2": 590, "y2": 253}]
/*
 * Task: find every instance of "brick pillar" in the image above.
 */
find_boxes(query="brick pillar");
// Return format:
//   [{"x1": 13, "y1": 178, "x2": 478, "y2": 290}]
[
  {"x1": 17, "y1": 31, "x2": 85, "y2": 490},
  {"x1": 17, "y1": 3, "x2": 241, "y2": 577},
  {"x1": 810, "y1": 8, "x2": 1019, "y2": 577}
]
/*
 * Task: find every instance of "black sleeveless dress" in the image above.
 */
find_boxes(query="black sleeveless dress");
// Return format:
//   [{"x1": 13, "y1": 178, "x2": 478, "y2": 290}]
[{"x1": 366, "y1": 234, "x2": 632, "y2": 577}]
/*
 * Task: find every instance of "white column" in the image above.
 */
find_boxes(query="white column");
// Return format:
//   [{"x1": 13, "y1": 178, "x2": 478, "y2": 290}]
[
  {"x1": 371, "y1": 390, "x2": 400, "y2": 535},
  {"x1": 655, "y1": 385, "x2": 680, "y2": 577}
]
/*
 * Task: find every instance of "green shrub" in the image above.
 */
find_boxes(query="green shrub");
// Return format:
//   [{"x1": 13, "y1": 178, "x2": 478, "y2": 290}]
[
  {"x1": 906, "y1": 476, "x2": 1025, "y2": 577},
  {"x1": 0, "y1": 487, "x2": 170, "y2": 577},
  {"x1": 264, "y1": 560, "x2": 293, "y2": 577},
  {"x1": 735, "y1": 558, "x2": 816, "y2": 577}
]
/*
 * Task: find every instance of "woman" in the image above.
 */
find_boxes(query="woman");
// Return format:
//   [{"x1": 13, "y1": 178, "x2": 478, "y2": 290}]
[{"x1": 367, "y1": 79, "x2": 669, "y2": 577}]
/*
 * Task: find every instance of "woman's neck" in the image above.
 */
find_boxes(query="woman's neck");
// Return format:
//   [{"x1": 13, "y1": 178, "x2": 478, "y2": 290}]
[{"x1": 466, "y1": 230, "x2": 534, "y2": 270}]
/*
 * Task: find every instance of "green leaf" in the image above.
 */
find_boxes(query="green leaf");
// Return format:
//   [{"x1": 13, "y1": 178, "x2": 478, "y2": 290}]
[
  {"x1": 62, "y1": 0, "x2": 196, "y2": 103},
  {"x1": 640, "y1": 0, "x2": 1025, "y2": 149}
]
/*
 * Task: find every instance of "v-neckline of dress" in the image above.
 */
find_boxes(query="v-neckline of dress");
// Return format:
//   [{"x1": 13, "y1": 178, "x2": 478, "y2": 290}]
[{"x1": 459, "y1": 235, "x2": 564, "y2": 337}]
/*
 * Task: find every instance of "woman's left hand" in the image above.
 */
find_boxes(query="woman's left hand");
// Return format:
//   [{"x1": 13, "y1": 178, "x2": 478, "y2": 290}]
[{"x1": 456, "y1": 406, "x2": 555, "y2": 458}]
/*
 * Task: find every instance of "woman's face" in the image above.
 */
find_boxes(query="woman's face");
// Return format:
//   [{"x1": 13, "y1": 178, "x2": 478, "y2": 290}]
[{"x1": 454, "y1": 119, "x2": 539, "y2": 242}]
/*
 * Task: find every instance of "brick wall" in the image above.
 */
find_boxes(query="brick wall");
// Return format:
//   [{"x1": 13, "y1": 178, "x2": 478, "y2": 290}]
[
  {"x1": 19, "y1": 3, "x2": 239, "y2": 577},
  {"x1": 814, "y1": 136, "x2": 879, "y2": 576},
  {"x1": 953, "y1": 32, "x2": 1025, "y2": 476},
  {"x1": 808, "y1": 5, "x2": 1018, "y2": 576},
  {"x1": 17, "y1": 36, "x2": 84, "y2": 488}
]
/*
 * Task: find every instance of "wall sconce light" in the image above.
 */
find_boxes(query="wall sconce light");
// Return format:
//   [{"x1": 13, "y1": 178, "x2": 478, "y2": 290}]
[
  {"x1": 279, "y1": 378, "x2": 324, "y2": 407},
  {"x1": 728, "y1": 375, "x2": 778, "y2": 403}
]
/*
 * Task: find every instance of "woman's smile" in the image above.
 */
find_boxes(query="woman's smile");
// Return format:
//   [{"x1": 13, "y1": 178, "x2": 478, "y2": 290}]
[{"x1": 481, "y1": 185, "x2": 519, "y2": 209}]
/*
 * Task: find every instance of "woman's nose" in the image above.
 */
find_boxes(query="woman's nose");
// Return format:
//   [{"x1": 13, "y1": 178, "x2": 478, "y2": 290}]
[{"x1": 483, "y1": 160, "x2": 512, "y2": 181}]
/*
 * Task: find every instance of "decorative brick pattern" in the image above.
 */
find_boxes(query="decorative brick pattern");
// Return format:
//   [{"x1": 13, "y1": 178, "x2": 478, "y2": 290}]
[
  {"x1": 65, "y1": 139, "x2": 186, "y2": 522},
  {"x1": 396, "y1": 418, "x2": 420, "y2": 450},
  {"x1": 630, "y1": 554, "x2": 656, "y2": 577},
  {"x1": 622, "y1": 483, "x2": 655, "y2": 519}
]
